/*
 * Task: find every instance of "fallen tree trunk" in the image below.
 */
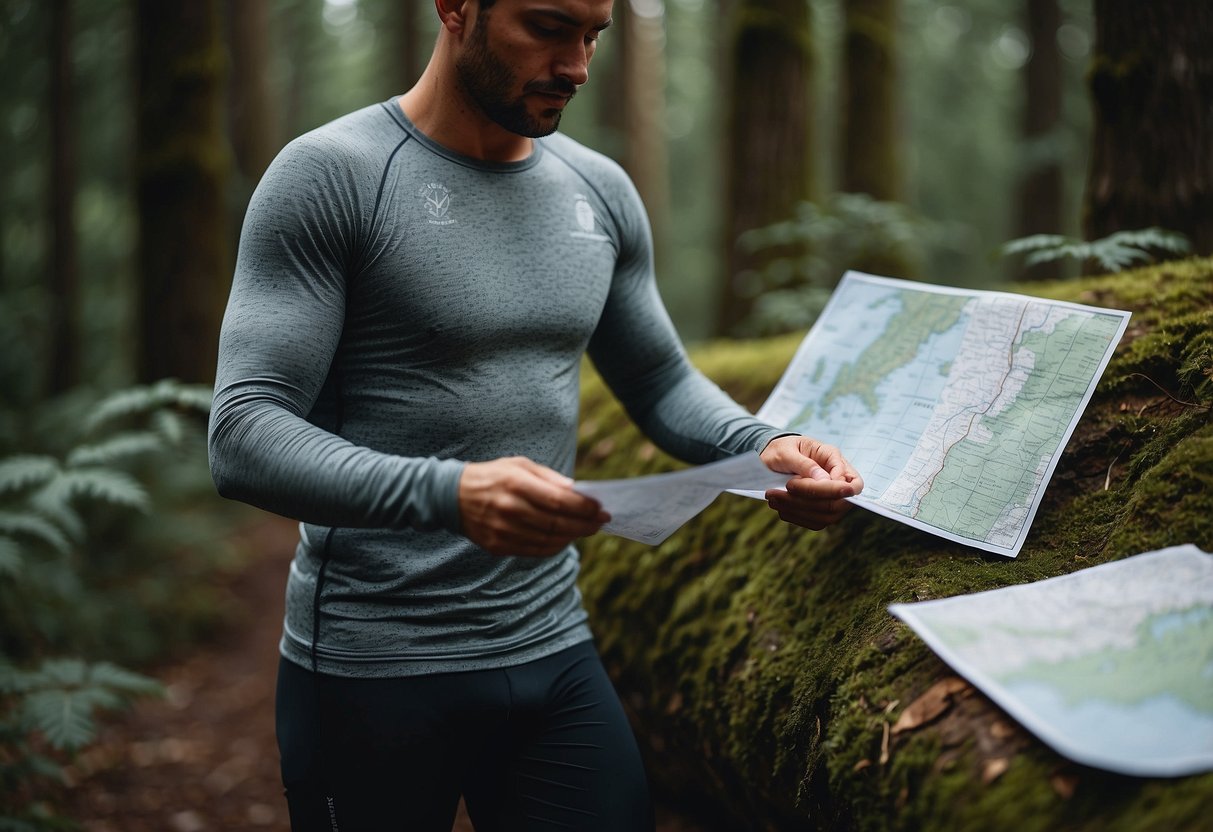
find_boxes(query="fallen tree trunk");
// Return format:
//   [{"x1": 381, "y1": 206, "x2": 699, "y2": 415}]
[{"x1": 575, "y1": 258, "x2": 1213, "y2": 830}]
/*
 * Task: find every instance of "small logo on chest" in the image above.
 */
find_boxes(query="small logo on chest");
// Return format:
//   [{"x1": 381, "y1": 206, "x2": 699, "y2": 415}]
[
  {"x1": 570, "y1": 193, "x2": 610, "y2": 242},
  {"x1": 419, "y1": 182, "x2": 456, "y2": 226}
]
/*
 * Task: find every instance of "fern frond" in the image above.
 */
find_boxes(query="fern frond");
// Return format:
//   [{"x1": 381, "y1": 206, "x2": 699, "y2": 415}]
[
  {"x1": 0, "y1": 535, "x2": 22, "y2": 576},
  {"x1": 9, "y1": 659, "x2": 161, "y2": 751},
  {"x1": 26, "y1": 658, "x2": 88, "y2": 688},
  {"x1": 1105, "y1": 227, "x2": 1192, "y2": 254},
  {"x1": 0, "y1": 457, "x2": 60, "y2": 496},
  {"x1": 66, "y1": 432, "x2": 165, "y2": 467},
  {"x1": 84, "y1": 379, "x2": 212, "y2": 434},
  {"x1": 167, "y1": 383, "x2": 214, "y2": 413},
  {"x1": 999, "y1": 227, "x2": 1192, "y2": 273},
  {"x1": 24, "y1": 481, "x2": 86, "y2": 543},
  {"x1": 31, "y1": 470, "x2": 149, "y2": 516},
  {"x1": 998, "y1": 234, "x2": 1069, "y2": 257},
  {"x1": 20, "y1": 688, "x2": 102, "y2": 751},
  {"x1": 1086, "y1": 242, "x2": 1154, "y2": 273},
  {"x1": 84, "y1": 662, "x2": 162, "y2": 697},
  {"x1": 0, "y1": 511, "x2": 71, "y2": 555},
  {"x1": 151, "y1": 409, "x2": 186, "y2": 446}
]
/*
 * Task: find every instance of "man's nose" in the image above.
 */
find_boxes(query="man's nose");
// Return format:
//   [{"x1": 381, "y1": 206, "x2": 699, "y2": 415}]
[{"x1": 554, "y1": 42, "x2": 591, "y2": 87}]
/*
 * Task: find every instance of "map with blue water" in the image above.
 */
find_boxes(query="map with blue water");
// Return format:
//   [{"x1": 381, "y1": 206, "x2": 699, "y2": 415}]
[
  {"x1": 890, "y1": 545, "x2": 1213, "y2": 777},
  {"x1": 756, "y1": 272, "x2": 1131, "y2": 557}
]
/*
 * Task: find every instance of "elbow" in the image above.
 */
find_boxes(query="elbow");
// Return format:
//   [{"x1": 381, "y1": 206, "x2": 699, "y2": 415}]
[
  {"x1": 207, "y1": 419, "x2": 248, "y2": 503},
  {"x1": 208, "y1": 449, "x2": 243, "y2": 502},
  {"x1": 210, "y1": 466, "x2": 239, "y2": 502}
]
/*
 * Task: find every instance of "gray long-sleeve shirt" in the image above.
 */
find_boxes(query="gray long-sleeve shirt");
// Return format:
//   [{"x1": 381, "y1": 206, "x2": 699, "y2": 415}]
[{"x1": 209, "y1": 99, "x2": 785, "y2": 677}]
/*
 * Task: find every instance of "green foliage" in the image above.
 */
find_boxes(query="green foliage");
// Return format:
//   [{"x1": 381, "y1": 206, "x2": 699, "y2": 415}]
[
  {"x1": 0, "y1": 378, "x2": 235, "y2": 827},
  {"x1": 0, "y1": 379, "x2": 222, "y2": 661},
  {"x1": 0, "y1": 657, "x2": 160, "y2": 828},
  {"x1": 1, "y1": 659, "x2": 160, "y2": 752},
  {"x1": 999, "y1": 227, "x2": 1192, "y2": 273},
  {"x1": 732, "y1": 193, "x2": 968, "y2": 337}
]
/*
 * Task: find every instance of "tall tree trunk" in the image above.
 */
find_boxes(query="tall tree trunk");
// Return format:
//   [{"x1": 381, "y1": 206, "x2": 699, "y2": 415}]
[
  {"x1": 718, "y1": 0, "x2": 814, "y2": 336},
  {"x1": 283, "y1": 0, "x2": 323, "y2": 137},
  {"x1": 1016, "y1": 0, "x2": 1064, "y2": 280},
  {"x1": 621, "y1": 0, "x2": 671, "y2": 273},
  {"x1": 839, "y1": 0, "x2": 907, "y2": 278},
  {"x1": 135, "y1": 0, "x2": 229, "y2": 383},
  {"x1": 594, "y1": 0, "x2": 627, "y2": 156},
  {"x1": 225, "y1": 0, "x2": 279, "y2": 183},
  {"x1": 839, "y1": 0, "x2": 899, "y2": 201},
  {"x1": 1084, "y1": 1, "x2": 1213, "y2": 258},
  {"x1": 395, "y1": 0, "x2": 424, "y2": 91},
  {"x1": 48, "y1": 0, "x2": 79, "y2": 394}
]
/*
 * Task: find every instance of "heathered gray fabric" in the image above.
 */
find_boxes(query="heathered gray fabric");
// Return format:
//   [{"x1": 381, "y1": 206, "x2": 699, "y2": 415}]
[{"x1": 209, "y1": 98, "x2": 785, "y2": 677}]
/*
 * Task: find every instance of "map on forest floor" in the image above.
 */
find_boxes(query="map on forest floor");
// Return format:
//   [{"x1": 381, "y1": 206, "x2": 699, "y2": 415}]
[
  {"x1": 748, "y1": 272, "x2": 1131, "y2": 557},
  {"x1": 889, "y1": 545, "x2": 1213, "y2": 777}
]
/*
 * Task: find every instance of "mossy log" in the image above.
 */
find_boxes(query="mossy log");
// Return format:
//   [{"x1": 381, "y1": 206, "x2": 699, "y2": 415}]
[{"x1": 575, "y1": 258, "x2": 1213, "y2": 831}]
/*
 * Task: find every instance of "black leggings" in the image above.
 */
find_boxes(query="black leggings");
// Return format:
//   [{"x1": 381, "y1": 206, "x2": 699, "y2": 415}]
[{"x1": 275, "y1": 641, "x2": 655, "y2": 831}]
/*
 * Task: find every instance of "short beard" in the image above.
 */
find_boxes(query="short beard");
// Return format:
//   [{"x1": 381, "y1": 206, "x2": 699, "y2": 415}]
[{"x1": 455, "y1": 10, "x2": 576, "y2": 138}]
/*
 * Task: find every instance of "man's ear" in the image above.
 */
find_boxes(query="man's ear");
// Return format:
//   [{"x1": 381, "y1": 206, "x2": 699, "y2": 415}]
[{"x1": 436, "y1": 0, "x2": 470, "y2": 35}]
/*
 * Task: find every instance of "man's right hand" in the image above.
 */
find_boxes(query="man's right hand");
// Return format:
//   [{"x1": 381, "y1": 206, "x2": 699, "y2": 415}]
[{"x1": 458, "y1": 457, "x2": 609, "y2": 557}]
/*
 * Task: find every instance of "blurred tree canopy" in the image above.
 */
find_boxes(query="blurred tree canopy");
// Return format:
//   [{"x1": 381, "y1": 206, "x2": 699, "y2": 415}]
[{"x1": 1, "y1": 0, "x2": 1209, "y2": 389}]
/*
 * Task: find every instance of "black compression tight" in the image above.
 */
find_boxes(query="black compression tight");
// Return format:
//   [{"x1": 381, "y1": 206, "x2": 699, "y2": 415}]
[{"x1": 275, "y1": 641, "x2": 655, "y2": 831}]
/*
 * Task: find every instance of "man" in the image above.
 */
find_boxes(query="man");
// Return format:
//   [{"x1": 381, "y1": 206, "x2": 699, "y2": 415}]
[{"x1": 208, "y1": 0, "x2": 863, "y2": 829}]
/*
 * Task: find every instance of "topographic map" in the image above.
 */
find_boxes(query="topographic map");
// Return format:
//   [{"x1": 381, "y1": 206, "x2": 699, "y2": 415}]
[
  {"x1": 889, "y1": 545, "x2": 1213, "y2": 776},
  {"x1": 755, "y1": 272, "x2": 1131, "y2": 557}
]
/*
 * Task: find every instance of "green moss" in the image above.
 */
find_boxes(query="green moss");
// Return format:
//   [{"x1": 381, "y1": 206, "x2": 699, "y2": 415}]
[{"x1": 576, "y1": 258, "x2": 1213, "y2": 830}]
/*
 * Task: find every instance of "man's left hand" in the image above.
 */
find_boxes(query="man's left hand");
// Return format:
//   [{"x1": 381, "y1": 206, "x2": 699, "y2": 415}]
[{"x1": 759, "y1": 435, "x2": 864, "y2": 530}]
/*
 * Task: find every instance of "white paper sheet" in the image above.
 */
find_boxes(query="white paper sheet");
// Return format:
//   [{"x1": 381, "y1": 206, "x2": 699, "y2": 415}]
[
  {"x1": 575, "y1": 452, "x2": 789, "y2": 545},
  {"x1": 889, "y1": 545, "x2": 1213, "y2": 777}
]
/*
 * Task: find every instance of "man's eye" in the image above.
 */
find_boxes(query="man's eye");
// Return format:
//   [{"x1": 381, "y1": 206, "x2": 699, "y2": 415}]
[{"x1": 531, "y1": 23, "x2": 560, "y2": 37}]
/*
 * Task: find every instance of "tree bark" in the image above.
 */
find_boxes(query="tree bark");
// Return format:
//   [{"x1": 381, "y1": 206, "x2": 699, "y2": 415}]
[
  {"x1": 395, "y1": 0, "x2": 424, "y2": 91},
  {"x1": 718, "y1": 0, "x2": 814, "y2": 336},
  {"x1": 1015, "y1": 0, "x2": 1064, "y2": 280},
  {"x1": 48, "y1": 0, "x2": 80, "y2": 394},
  {"x1": 839, "y1": 0, "x2": 908, "y2": 279},
  {"x1": 1084, "y1": 1, "x2": 1213, "y2": 258},
  {"x1": 839, "y1": 0, "x2": 899, "y2": 201},
  {"x1": 135, "y1": 0, "x2": 229, "y2": 383},
  {"x1": 225, "y1": 0, "x2": 279, "y2": 183},
  {"x1": 620, "y1": 0, "x2": 671, "y2": 273}
]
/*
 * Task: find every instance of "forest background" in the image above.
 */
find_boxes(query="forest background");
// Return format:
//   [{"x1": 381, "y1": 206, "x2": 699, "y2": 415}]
[
  {"x1": 1, "y1": 0, "x2": 1210, "y2": 827},
  {"x1": 3, "y1": 0, "x2": 1108, "y2": 396}
]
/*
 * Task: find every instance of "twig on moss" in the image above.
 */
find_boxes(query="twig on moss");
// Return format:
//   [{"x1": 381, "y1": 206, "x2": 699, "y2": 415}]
[
  {"x1": 1104, "y1": 442, "x2": 1129, "y2": 491},
  {"x1": 1124, "y1": 373, "x2": 1210, "y2": 410}
]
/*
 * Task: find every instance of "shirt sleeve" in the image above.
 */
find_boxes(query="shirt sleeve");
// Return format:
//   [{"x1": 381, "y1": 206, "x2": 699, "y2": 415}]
[
  {"x1": 207, "y1": 136, "x2": 465, "y2": 532},
  {"x1": 586, "y1": 174, "x2": 786, "y2": 464}
]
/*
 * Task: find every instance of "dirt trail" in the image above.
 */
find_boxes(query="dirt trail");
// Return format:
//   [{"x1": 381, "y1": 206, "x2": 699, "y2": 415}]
[{"x1": 66, "y1": 516, "x2": 706, "y2": 831}]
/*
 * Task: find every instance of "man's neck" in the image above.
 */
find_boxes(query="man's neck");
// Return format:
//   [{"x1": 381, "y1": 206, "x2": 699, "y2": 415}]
[{"x1": 399, "y1": 71, "x2": 534, "y2": 164}]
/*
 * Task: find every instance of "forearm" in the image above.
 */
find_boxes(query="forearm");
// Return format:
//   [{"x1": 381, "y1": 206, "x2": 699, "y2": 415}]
[
  {"x1": 617, "y1": 356, "x2": 785, "y2": 463},
  {"x1": 208, "y1": 393, "x2": 464, "y2": 531}
]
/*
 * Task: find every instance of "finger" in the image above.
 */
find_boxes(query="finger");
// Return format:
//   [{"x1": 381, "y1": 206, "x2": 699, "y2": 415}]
[
  {"x1": 472, "y1": 517, "x2": 584, "y2": 558},
  {"x1": 780, "y1": 476, "x2": 856, "y2": 500},
  {"x1": 777, "y1": 507, "x2": 851, "y2": 531},
  {"x1": 767, "y1": 495, "x2": 853, "y2": 530},
  {"x1": 514, "y1": 467, "x2": 605, "y2": 520},
  {"x1": 516, "y1": 509, "x2": 606, "y2": 539},
  {"x1": 767, "y1": 487, "x2": 854, "y2": 514}
]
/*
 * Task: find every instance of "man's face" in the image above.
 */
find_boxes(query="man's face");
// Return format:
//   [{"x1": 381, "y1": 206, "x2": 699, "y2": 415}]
[{"x1": 454, "y1": 0, "x2": 613, "y2": 138}]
